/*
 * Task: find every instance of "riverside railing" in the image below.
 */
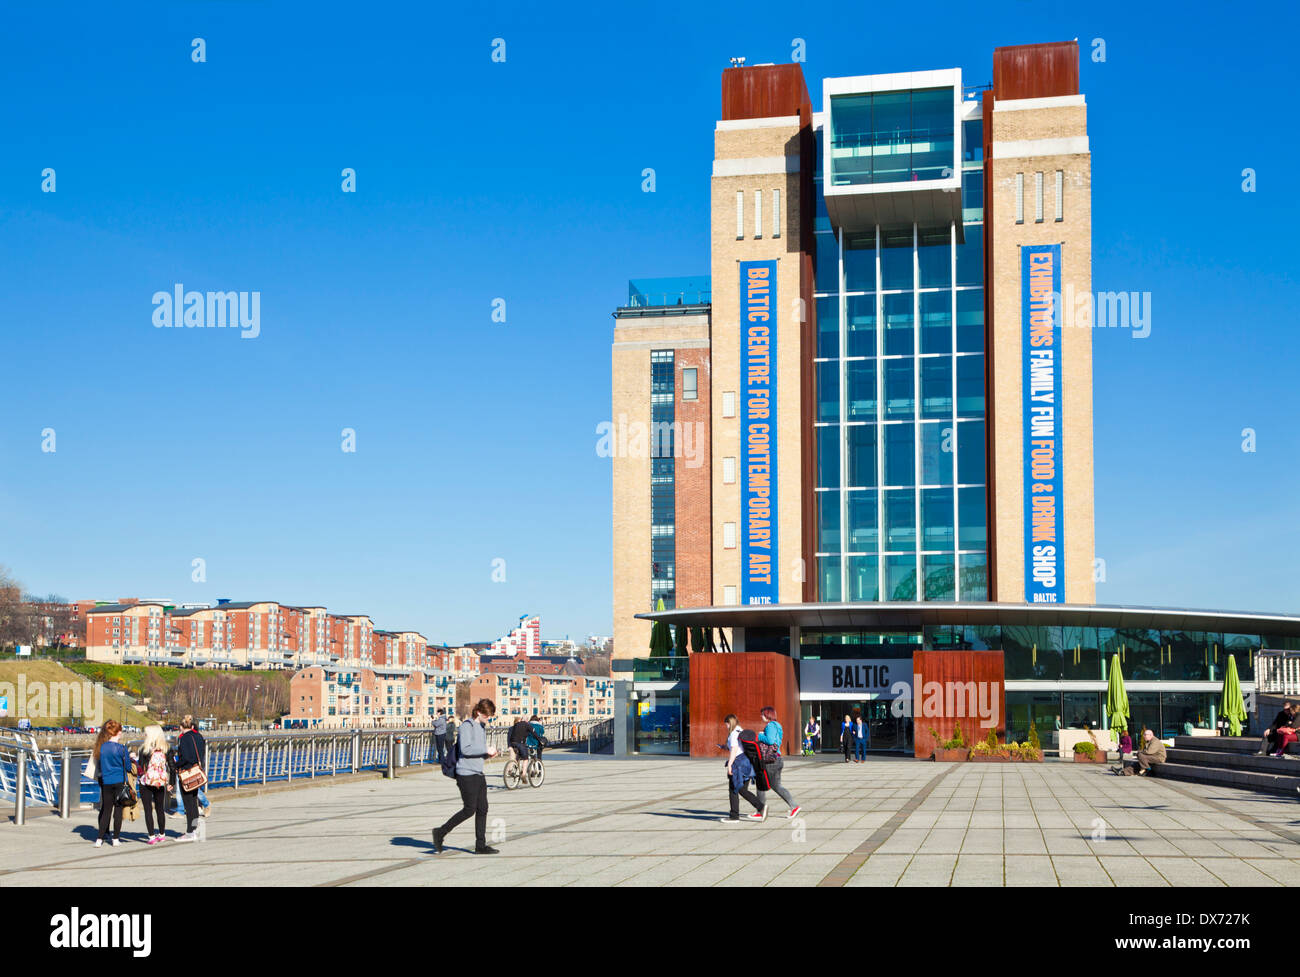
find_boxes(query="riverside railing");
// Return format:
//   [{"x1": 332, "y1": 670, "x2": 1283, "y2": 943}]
[
  {"x1": 1, "y1": 719, "x2": 615, "y2": 824},
  {"x1": 1255, "y1": 650, "x2": 1300, "y2": 697}
]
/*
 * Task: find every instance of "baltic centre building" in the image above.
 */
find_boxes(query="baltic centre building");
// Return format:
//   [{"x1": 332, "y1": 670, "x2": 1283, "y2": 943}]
[{"x1": 610, "y1": 40, "x2": 1300, "y2": 756}]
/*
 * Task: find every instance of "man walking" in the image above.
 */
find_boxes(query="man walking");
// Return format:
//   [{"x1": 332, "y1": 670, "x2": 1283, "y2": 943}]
[
  {"x1": 432, "y1": 709, "x2": 448, "y2": 763},
  {"x1": 432, "y1": 698, "x2": 499, "y2": 854}
]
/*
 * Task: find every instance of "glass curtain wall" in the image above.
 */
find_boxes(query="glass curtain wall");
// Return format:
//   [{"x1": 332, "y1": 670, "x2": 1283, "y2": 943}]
[
  {"x1": 650, "y1": 350, "x2": 676, "y2": 609},
  {"x1": 813, "y1": 105, "x2": 987, "y2": 604}
]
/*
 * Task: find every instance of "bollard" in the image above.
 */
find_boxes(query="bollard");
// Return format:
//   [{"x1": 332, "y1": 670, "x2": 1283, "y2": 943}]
[
  {"x1": 286, "y1": 739, "x2": 293, "y2": 783},
  {"x1": 233, "y1": 741, "x2": 241, "y2": 789},
  {"x1": 59, "y1": 747, "x2": 73, "y2": 818},
  {"x1": 331, "y1": 736, "x2": 338, "y2": 776},
  {"x1": 386, "y1": 733, "x2": 395, "y2": 779},
  {"x1": 261, "y1": 738, "x2": 268, "y2": 785},
  {"x1": 310, "y1": 736, "x2": 316, "y2": 779},
  {"x1": 14, "y1": 752, "x2": 27, "y2": 826},
  {"x1": 351, "y1": 729, "x2": 360, "y2": 773}
]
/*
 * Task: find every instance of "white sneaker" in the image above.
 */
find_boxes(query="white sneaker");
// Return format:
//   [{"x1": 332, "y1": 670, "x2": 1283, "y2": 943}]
[
  {"x1": 94, "y1": 839, "x2": 103, "y2": 848},
  {"x1": 176, "y1": 832, "x2": 196, "y2": 842},
  {"x1": 110, "y1": 838, "x2": 121, "y2": 847}
]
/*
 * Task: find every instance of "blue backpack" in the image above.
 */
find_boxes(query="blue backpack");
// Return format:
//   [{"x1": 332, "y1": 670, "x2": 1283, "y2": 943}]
[{"x1": 440, "y1": 739, "x2": 459, "y2": 779}]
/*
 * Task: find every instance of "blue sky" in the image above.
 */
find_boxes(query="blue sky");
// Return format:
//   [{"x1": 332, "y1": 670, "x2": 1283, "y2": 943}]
[{"x1": 1, "y1": 1, "x2": 1297, "y2": 644}]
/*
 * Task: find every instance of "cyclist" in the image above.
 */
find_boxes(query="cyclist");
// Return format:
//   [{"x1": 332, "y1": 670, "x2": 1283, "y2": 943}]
[
  {"x1": 508, "y1": 717, "x2": 534, "y2": 770},
  {"x1": 526, "y1": 714, "x2": 547, "y2": 758}
]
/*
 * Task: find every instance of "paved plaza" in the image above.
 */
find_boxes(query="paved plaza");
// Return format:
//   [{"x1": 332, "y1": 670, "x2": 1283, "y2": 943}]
[{"x1": 3, "y1": 753, "x2": 1300, "y2": 887}]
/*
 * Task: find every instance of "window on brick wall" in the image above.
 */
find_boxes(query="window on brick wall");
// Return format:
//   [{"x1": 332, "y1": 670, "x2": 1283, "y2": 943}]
[{"x1": 682, "y1": 368, "x2": 698, "y2": 401}]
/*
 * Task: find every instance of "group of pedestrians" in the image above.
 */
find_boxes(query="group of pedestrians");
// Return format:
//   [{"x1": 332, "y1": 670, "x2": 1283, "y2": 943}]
[
  {"x1": 89, "y1": 716, "x2": 209, "y2": 847},
  {"x1": 718, "y1": 706, "x2": 801, "y2": 823},
  {"x1": 839, "y1": 713, "x2": 869, "y2": 762},
  {"x1": 1260, "y1": 700, "x2": 1300, "y2": 758}
]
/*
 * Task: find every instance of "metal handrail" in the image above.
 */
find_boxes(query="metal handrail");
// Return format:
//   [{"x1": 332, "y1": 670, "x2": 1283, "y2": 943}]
[
  {"x1": 1255, "y1": 650, "x2": 1300, "y2": 696},
  {"x1": 2, "y1": 719, "x2": 615, "y2": 823}
]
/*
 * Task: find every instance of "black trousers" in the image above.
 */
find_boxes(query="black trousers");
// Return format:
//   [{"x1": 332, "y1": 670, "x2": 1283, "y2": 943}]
[
  {"x1": 727, "y1": 775, "x2": 761, "y2": 817},
  {"x1": 435, "y1": 734, "x2": 447, "y2": 761},
  {"x1": 181, "y1": 787, "x2": 200, "y2": 833},
  {"x1": 97, "y1": 784, "x2": 124, "y2": 840},
  {"x1": 139, "y1": 784, "x2": 167, "y2": 836},
  {"x1": 439, "y1": 773, "x2": 488, "y2": 848}
]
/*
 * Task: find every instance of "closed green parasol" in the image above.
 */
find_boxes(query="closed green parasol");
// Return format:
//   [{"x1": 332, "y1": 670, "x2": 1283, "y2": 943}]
[
  {"x1": 1220, "y1": 654, "x2": 1247, "y2": 736},
  {"x1": 1106, "y1": 654, "x2": 1129, "y2": 741},
  {"x1": 648, "y1": 598, "x2": 672, "y2": 659}
]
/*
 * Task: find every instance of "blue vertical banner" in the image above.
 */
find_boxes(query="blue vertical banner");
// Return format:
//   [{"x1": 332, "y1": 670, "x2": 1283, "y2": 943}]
[
  {"x1": 1021, "y1": 244, "x2": 1064, "y2": 603},
  {"x1": 739, "y1": 260, "x2": 778, "y2": 605}
]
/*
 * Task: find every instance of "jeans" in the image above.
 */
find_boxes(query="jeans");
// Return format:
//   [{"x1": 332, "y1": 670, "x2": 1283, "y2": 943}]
[
  {"x1": 181, "y1": 787, "x2": 201, "y2": 833},
  {"x1": 727, "y1": 773, "x2": 761, "y2": 818},
  {"x1": 757, "y1": 757, "x2": 796, "y2": 811},
  {"x1": 139, "y1": 784, "x2": 167, "y2": 836},
  {"x1": 97, "y1": 783, "x2": 125, "y2": 840},
  {"x1": 439, "y1": 773, "x2": 489, "y2": 848},
  {"x1": 854, "y1": 739, "x2": 867, "y2": 761},
  {"x1": 434, "y1": 734, "x2": 447, "y2": 762}
]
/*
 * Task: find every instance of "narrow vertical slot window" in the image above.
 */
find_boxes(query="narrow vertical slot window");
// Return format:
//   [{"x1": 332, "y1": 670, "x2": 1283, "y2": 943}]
[
  {"x1": 772, "y1": 188, "x2": 781, "y2": 238},
  {"x1": 1055, "y1": 169, "x2": 1064, "y2": 221},
  {"x1": 1015, "y1": 173, "x2": 1024, "y2": 224},
  {"x1": 1034, "y1": 171, "x2": 1044, "y2": 223},
  {"x1": 736, "y1": 191, "x2": 744, "y2": 239},
  {"x1": 754, "y1": 190, "x2": 762, "y2": 239}
]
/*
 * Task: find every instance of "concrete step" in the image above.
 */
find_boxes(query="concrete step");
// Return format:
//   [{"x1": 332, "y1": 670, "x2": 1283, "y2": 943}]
[
  {"x1": 1166, "y1": 747, "x2": 1300, "y2": 775},
  {"x1": 1149, "y1": 761, "x2": 1300, "y2": 797},
  {"x1": 1170, "y1": 735, "x2": 1293, "y2": 754}
]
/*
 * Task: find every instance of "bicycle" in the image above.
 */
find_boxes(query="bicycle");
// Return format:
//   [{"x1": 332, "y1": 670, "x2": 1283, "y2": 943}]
[{"x1": 502, "y1": 744, "x2": 545, "y2": 789}]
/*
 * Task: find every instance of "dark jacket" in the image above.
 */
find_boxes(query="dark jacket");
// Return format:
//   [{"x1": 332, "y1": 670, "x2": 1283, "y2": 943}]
[
  {"x1": 1271, "y1": 710, "x2": 1294, "y2": 733},
  {"x1": 508, "y1": 720, "x2": 533, "y2": 747},
  {"x1": 176, "y1": 729, "x2": 206, "y2": 771}
]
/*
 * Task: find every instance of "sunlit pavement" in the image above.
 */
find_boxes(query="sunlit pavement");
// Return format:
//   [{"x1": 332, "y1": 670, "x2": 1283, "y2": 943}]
[{"x1": 4, "y1": 753, "x2": 1300, "y2": 886}]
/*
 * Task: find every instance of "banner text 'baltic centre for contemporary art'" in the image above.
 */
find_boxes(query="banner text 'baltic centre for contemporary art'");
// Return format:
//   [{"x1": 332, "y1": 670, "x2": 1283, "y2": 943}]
[
  {"x1": 740, "y1": 260, "x2": 777, "y2": 605},
  {"x1": 1022, "y1": 244, "x2": 1064, "y2": 603}
]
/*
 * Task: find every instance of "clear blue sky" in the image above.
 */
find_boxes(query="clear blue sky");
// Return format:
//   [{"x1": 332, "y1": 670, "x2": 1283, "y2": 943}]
[{"x1": 1, "y1": 1, "x2": 1296, "y2": 645}]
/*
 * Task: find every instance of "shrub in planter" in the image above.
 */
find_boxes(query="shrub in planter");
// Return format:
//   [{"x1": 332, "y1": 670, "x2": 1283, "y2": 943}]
[
  {"x1": 1072, "y1": 741, "x2": 1108, "y2": 762},
  {"x1": 932, "y1": 723, "x2": 970, "y2": 761},
  {"x1": 1018, "y1": 741, "x2": 1044, "y2": 762}
]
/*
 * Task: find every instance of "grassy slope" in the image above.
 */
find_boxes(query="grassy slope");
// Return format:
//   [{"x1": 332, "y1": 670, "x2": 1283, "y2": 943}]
[{"x1": 0, "y1": 661, "x2": 153, "y2": 726}]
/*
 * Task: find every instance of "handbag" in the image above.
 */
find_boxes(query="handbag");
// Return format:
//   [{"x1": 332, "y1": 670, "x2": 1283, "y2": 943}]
[
  {"x1": 114, "y1": 779, "x2": 137, "y2": 807},
  {"x1": 179, "y1": 763, "x2": 208, "y2": 792}
]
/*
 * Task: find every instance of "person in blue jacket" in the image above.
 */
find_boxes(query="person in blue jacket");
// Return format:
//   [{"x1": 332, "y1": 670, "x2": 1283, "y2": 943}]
[
  {"x1": 92, "y1": 719, "x2": 130, "y2": 848},
  {"x1": 752, "y1": 706, "x2": 801, "y2": 820},
  {"x1": 853, "y1": 712, "x2": 868, "y2": 763}
]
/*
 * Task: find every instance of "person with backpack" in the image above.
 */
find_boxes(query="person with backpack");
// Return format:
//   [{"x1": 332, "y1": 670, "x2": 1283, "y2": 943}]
[
  {"x1": 527, "y1": 714, "x2": 546, "y2": 758},
  {"x1": 432, "y1": 698, "x2": 499, "y2": 855},
  {"x1": 718, "y1": 714, "x2": 762, "y2": 822},
  {"x1": 135, "y1": 725, "x2": 174, "y2": 845},
  {"x1": 91, "y1": 720, "x2": 130, "y2": 848},
  {"x1": 432, "y1": 710, "x2": 448, "y2": 763},
  {"x1": 174, "y1": 716, "x2": 207, "y2": 842},
  {"x1": 751, "y1": 706, "x2": 801, "y2": 821}
]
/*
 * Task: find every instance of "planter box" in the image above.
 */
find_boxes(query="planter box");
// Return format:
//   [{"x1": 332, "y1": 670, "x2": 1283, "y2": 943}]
[
  {"x1": 1020, "y1": 751, "x2": 1044, "y2": 762},
  {"x1": 1073, "y1": 751, "x2": 1109, "y2": 763},
  {"x1": 934, "y1": 748, "x2": 969, "y2": 762},
  {"x1": 970, "y1": 754, "x2": 1009, "y2": 762}
]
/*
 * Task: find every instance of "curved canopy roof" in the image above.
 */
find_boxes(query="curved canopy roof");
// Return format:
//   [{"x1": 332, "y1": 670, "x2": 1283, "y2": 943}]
[{"x1": 636, "y1": 602, "x2": 1300, "y2": 637}]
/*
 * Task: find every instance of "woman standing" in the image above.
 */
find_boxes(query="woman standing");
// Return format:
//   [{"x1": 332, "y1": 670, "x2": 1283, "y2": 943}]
[
  {"x1": 840, "y1": 714, "x2": 853, "y2": 763},
  {"x1": 136, "y1": 725, "x2": 174, "y2": 845},
  {"x1": 92, "y1": 720, "x2": 129, "y2": 848},
  {"x1": 752, "y1": 706, "x2": 801, "y2": 820},
  {"x1": 174, "y1": 716, "x2": 207, "y2": 842}
]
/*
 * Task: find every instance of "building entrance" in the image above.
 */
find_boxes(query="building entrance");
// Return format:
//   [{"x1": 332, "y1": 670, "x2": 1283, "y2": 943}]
[{"x1": 802, "y1": 699, "x2": 913, "y2": 754}]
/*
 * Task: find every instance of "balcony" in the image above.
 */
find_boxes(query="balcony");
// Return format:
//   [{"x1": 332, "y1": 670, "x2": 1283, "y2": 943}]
[
  {"x1": 623, "y1": 277, "x2": 711, "y2": 310},
  {"x1": 822, "y1": 70, "x2": 963, "y2": 232}
]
